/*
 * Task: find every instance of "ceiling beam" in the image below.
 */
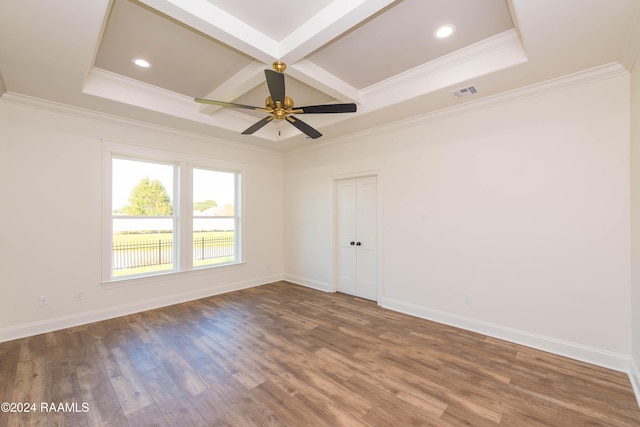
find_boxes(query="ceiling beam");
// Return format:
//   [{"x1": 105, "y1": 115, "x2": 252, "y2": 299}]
[
  {"x1": 138, "y1": 0, "x2": 398, "y2": 111},
  {"x1": 138, "y1": 0, "x2": 278, "y2": 63},
  {"x1": 279, "y1": 0, "x2": 398, "y2": 63},
  {"x1": 197, "y1": 61, "x2": 267, "y2": 115},
  {"x1": 288, "y1": 60, "x2": 362, "y2": 104}
]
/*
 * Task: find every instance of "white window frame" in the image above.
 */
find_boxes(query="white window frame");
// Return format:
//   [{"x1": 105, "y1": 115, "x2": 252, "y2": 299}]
[
  {"x1": 102, "y1": 140, "x2": 243, "y2": 284},
  {"x1": 191, "y1": 166, "x2": 241, "y2": 269},
  {"x1": 110, "y1": 156, "x2": 179, "y2": 277}
]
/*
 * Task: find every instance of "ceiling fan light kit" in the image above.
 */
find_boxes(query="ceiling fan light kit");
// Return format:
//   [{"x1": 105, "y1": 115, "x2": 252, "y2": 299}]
[{"x1": 195, "y1": 61, "x2": 357, "y2": 139}]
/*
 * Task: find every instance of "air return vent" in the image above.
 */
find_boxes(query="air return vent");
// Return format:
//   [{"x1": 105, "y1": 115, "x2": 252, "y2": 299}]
[{"x1": 450, "y1": 85, "x2": 478, "y2": 98}]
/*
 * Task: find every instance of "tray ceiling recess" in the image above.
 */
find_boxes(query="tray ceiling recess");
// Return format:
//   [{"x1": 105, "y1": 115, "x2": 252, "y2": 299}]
[
  {"x1": 87, "y1": 0, "x2": 521, "y2": 144},
  {"x1": 4, "y1": 0, "x2": 637, "y2": 151}
]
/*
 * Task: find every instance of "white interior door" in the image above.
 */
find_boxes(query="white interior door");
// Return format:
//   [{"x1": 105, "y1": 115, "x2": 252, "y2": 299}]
[
  {"x1": 337, "y1": 180, "x2": 357, "y2": 296},
  {"x1": 337, "y1": 176, "x2": 378, "y2": 301},
  {"x1": 355, "y1": 176, "x2": 377, "y2": 300}
]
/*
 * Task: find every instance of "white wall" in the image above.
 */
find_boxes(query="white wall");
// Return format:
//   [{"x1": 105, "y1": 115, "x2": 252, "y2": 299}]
[
  {"x1": 0, "y1": 69, "x2": 634, "y2": 379},
  {"x1": 0, "y1": 98, "x2": 283, "y2": 340},
  {"x1": 630, "y1": 50, "x2": 640, "y2": 397},
  {"x1": 284, "y1": 73, "x2": 632, "y2": 370}
]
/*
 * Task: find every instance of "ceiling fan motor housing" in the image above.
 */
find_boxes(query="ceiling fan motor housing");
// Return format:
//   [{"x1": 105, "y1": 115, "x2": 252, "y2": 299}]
[{"x1": 266, "y1": 96, "x2": 294, "y2": 120}]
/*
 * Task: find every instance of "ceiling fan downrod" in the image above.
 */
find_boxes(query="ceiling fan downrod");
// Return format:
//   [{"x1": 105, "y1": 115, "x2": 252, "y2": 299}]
[{"x1": 272, "y1": 61, "x2": 286, "y2": 73}]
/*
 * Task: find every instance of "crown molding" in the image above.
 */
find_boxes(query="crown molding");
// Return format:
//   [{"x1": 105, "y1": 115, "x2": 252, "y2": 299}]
[
  {"x1": 289, "y1": 62, "x2": 627, "y2": 155},
  {"x1": 2, "y1": 61, "x2": 627, "y2": 158},
  {"x1": 0, "y1": 91, "x2": 283, "y2": 157}
]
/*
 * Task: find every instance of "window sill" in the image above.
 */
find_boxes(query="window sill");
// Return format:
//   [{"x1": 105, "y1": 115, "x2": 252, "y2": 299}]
[{"x1": 101, "y1": 261, "x2": 246, "y2": 289}]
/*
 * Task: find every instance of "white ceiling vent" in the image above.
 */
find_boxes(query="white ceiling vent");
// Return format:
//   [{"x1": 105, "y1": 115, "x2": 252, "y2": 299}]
[{"x1": 450, "y1": 85, "x2": 478, "y2": 98}]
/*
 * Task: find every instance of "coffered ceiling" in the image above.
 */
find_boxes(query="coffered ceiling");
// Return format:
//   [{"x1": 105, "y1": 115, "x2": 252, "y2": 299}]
[{"x1": 0, "y1": 0, "x2": 639, "y2": 151}]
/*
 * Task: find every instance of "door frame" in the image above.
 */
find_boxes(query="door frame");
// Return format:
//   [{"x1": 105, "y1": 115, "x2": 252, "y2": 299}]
[{"x1": 330, "y1": 171, "x2": 383, "y2": 302}]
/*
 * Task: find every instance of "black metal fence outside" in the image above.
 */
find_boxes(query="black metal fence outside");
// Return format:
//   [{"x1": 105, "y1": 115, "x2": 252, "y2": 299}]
[
  {"x1": 193, "y1": 234, "x2": 235, "y2": 261},
  {"x1": 113, "y1": 234, "x2": 235, "y2": 271},
  {"x1": 113, "y1": 239, "x2": 173, "y2": 271}
]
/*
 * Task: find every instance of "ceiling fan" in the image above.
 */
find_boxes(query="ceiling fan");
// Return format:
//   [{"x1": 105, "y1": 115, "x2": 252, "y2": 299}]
[{"x1": 195, "y1": 61, "x2": 357, "y2": 139}]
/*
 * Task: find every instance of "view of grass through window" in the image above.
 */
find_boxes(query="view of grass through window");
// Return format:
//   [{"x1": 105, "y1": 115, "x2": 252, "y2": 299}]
[
  {"x1": 111, "y1": 158, "x2": 236, "y2": 278},
  {"x1": 192, "y1": 167, "x2": 236, "y2": 268}
]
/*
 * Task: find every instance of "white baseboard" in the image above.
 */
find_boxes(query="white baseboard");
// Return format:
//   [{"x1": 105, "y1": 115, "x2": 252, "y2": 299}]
[
  {"x1": 0, "y1": 275, "x2": 282, "y2": 343},
  {"x1": 631, "y1": 358, "x2": 640, "y2": 409},
  {"x1": 283, "y1": 274, "x2": 332, "y2": 293},
  {"x1": 379, "y1": 297, "x2": 631, "y2": 373}
]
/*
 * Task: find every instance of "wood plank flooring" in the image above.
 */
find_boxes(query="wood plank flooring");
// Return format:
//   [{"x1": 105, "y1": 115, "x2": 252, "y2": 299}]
[{"x1": 1, "y1": 281, "x2": 639, "y2": 426}]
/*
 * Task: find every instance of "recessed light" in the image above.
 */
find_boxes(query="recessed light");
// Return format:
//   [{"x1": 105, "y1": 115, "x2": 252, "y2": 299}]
[
  {"x1": 132, "y1": 58, "x2": 152, "y2": 68},
  {"x1": 434, "y1": 25, "x2": 455, "y2": 39}
]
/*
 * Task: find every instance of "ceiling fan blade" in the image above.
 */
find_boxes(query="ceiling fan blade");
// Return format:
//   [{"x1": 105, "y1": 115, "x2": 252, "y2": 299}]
[
  {"x1": 265, "y1": 69, "x2": 285, "y2": 105},
  {"x1": 296, "y1": 103, "x2": 357, "y2": 114},
  {"x1": 195, "y1": 98, "x2": 262, "y2": 110},
  {"x1": 242, "y1": 116, "x2": 274, "y2": 135},
  {"x1": 286, "y1": 116, "x2": 322, "y2": 139}
]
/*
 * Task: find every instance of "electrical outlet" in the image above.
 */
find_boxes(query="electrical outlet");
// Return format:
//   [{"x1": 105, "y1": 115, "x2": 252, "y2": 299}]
[
  {"x1": 39, "y1": 296, "x2": 48, "y2": 307},
  {"x1": 75, "y1": 290, "x2": 84, "y2": 301},
  {"x1": 464, "y1": 294, "x2": 473, "y2": 305}
]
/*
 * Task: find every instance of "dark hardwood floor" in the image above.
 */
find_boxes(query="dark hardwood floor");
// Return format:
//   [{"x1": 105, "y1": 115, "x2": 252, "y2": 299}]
[{"x1": 1, "y1": 281, "x2": 639, "y2": 426}]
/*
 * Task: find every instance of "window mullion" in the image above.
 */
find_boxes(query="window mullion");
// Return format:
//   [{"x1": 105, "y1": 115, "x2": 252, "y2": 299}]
[
  {"x1": 236, "y1": 172, "x2": 242, "y2": 263},
  {"x1": 180, "y1": 162, "x2": 193, "y2": 270}
]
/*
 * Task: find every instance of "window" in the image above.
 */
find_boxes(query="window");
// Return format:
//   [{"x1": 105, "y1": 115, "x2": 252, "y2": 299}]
[
  {"x1": 192, "y1": 168, "x2": 238, "y2": 267},
  {"x1": 111, "y1": 158, "x2": 176, "y2": 277},
  {"x1": 103, "y1": 141, "x2": 242, "y2": 282}
]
